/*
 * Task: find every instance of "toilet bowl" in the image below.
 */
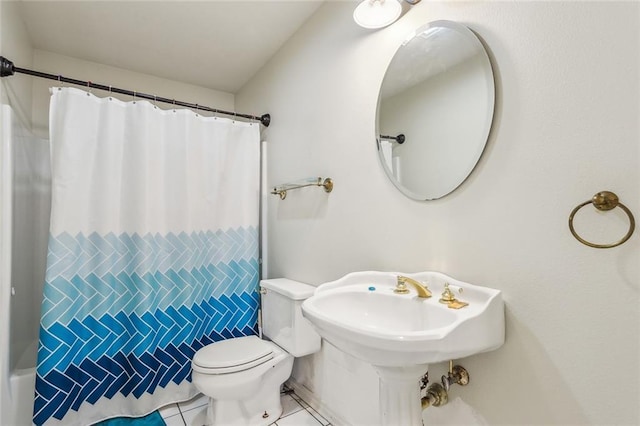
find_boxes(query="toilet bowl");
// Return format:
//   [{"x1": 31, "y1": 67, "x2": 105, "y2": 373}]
[
  {"x1": 192, "y1": 336, "x2": 293, "y2": 425},
  {"x1": 191, "y1": 279, "x2": 321, "y2": 426}
]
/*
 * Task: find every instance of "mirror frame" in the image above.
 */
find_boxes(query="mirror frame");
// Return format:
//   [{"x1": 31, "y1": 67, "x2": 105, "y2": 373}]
[{"x1": 376, "y1": 20, "x2": 495, "y2": 201}]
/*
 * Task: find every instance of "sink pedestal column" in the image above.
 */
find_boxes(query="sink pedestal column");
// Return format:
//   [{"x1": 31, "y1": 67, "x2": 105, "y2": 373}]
[{"x1": 374, "y1": 364, "x2": 429, "y2": 426}]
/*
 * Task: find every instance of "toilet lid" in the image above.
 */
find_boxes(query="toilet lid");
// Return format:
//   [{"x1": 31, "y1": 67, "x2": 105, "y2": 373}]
[{"x1": 192, "y1": 335, "x2": 274, "y2": 374}]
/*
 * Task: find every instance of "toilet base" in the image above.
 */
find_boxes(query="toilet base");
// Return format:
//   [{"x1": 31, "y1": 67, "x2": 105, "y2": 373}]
[
  {"x1": 206, "y1": 385, "x2": 282, "y2": 426},
  {"x1": 196, "y1": 344, "x2": 294, "y2": 426}
]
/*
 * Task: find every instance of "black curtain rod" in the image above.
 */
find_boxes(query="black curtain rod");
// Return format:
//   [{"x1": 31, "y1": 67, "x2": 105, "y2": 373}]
[{"x1": 0, "y1": 56, "x2": 271, "y2": 127}]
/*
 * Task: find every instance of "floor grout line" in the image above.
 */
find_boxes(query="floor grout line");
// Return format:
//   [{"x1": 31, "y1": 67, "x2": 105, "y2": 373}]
[
  {"x1": 176, "y1": 402, "x2": 187, "y2": 426},
  {"x1": 160, "y1": 389, "x2": 328, "y2": 426}
]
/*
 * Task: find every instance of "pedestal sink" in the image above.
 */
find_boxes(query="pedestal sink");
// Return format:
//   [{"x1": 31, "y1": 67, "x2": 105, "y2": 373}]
[{"x1": 301, "y1": 271, "x2": 505, "y2": 425}]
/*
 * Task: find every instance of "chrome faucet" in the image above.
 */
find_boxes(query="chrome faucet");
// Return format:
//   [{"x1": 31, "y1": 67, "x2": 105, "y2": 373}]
[{"x1": 394, "y1": 275, "x2": 432, "y2": 298}]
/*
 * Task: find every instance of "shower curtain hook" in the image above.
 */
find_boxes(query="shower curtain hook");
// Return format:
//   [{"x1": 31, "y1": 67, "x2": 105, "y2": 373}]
[
  {"x1": 133, "y1": 91, "x2": 137, "y2": 104},
  {"x1": 153, "y1": 95, "x2": 158, "y2": 109},
  {"x1": 57, "y1": 75, "x2": 62, "y2": 90},
  {"x1": 172, "y1": 99, "x2": 176, "y2": 113},
  {"x1": 195, "y1": 104, "x2": 199, "y2": 117},
  {"x1": 87, "y1": 81, "x2": 92, "y2": 96},
  {"x1": 108, "y1": 85, "x2": 112, "y2": 100}
]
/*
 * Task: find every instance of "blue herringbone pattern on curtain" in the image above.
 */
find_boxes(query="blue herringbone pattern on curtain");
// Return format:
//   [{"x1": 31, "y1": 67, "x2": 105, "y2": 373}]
[{"x1": 34, "y1": 228, "x2": 259, "y2": 424}]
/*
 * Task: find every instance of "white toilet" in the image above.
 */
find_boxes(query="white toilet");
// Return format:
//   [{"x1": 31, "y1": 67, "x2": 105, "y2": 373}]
[{"x1": 191, "y1": 278, "x2": 321, "y2": 425}]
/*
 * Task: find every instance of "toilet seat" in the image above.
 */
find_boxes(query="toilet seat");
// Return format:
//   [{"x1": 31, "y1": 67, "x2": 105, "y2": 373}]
[{"x1": 192, "y1": 335, "x2": 274, "y2": 374}]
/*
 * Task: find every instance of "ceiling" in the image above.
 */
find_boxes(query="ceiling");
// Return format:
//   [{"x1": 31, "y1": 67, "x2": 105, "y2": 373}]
[{"x1": 19, "y1": 0, "x2": 325, "y2": 93}]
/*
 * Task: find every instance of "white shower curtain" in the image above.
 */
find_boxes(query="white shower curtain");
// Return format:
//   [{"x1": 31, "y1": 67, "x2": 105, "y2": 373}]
[{"x1": 34, "y1": 87, "x2": 261, "y2": 425}]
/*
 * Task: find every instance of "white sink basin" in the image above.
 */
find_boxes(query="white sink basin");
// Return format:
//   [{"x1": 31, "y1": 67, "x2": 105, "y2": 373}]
[
  {"x1": 302, "y1": 271, "x2": 505, "y2": 425},
  {"x1": 301, "y1": 271, "x2": 505, "y2": 367}
]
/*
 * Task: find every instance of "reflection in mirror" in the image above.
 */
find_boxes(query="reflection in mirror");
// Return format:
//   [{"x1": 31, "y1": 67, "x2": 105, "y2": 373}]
[{"x1": 377, "y1": 20, "x2": 495, "y2": 200}]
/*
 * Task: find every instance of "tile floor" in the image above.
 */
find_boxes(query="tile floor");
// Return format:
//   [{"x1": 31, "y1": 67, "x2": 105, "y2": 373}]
[{"x1": 158, "y1": 388, "x2": 331, "y2": 426}]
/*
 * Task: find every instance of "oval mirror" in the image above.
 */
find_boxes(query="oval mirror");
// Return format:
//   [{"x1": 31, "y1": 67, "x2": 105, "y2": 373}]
[{"x1": 377, "y1": 20, "x2": 495, "y2": 200}]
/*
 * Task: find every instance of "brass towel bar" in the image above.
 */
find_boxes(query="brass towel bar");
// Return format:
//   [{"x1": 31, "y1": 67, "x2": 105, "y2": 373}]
[
  {"x1": 271, "y1": 177, "x2": 333, "y2": 200},
  {"x1": 568, "y1": 191, "x2": 635, "y2": 249}
]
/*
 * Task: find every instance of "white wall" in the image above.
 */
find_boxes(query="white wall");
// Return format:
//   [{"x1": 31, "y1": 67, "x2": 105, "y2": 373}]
[
  {"x1": 0, "y1": 0, "x2": 33, "y2": 122},
  {"x1": 237, "y1": 1, "x2": 639, "y2": 425}
]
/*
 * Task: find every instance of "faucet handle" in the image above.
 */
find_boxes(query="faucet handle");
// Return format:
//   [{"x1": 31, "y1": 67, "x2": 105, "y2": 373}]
[
  {"x1": 439, "y1": 283, "x2": 469, "y2": 309},
  {"x1": 394, "y1": 276, "x2": 410, "y2": 294},
  {"x1": 439, "y1": 283, "x2": 456, "y2": 304}
]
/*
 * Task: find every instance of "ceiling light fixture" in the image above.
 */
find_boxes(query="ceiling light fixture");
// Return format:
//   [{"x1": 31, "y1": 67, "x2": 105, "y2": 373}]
[{"x1": 353, "y1": 0, "x2": 421, "y2": 29}]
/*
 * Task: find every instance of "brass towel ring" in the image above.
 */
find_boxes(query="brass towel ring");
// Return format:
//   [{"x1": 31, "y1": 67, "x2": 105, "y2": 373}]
[{"x1": 568, "y1": 191, "x2": 635, "y2": 249}]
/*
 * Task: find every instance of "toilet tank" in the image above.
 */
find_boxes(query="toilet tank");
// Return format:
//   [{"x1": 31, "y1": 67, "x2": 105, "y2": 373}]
[{"x1": 260, "y1": 278, "x2": 321, "y2": 357}]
